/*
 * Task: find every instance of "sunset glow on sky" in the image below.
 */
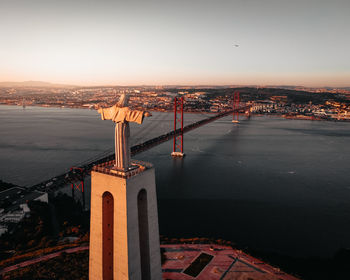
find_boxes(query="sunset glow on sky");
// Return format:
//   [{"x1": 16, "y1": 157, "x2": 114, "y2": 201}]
[{"x1": 0, "y1": 0, "x2": 349, "y2": 86}]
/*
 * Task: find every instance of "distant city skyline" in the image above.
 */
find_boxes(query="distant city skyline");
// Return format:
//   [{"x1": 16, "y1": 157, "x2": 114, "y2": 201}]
[{"x1": 1, "y1": 0, "x2": 349, "y2": 87}]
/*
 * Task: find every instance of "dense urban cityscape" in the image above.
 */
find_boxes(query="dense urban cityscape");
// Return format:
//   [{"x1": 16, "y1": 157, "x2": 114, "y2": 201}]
[{"x1": 1, "y1": 84, "x2": 350, "y2": 121}]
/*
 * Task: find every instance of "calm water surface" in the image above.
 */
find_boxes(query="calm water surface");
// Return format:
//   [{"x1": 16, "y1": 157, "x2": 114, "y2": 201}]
[{"x1": 1, "y1": 105, "x2": 350, "y2": 258}]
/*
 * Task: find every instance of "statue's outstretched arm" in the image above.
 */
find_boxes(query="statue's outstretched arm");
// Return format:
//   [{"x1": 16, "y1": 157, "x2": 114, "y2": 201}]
[
  {"x1": 97, "y1": 106, "x2": 117, "y2": 120},
  {"x1": 126, "y1": 110, "x2": 152, "y2": 124}
]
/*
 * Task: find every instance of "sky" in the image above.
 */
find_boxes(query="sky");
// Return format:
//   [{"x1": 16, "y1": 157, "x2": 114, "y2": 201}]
[{"x1": 0, "y1": 0, "x2": 349, "y2": 87}]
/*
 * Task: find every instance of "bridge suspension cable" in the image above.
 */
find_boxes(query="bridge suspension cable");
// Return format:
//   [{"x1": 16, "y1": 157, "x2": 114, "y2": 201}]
[{"x1": 29, "y1": 103, "x2": 251, "y2": 193}]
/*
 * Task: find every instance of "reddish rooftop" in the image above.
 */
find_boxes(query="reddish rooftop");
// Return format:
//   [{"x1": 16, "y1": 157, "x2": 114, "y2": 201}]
[{"x1": 161, "y1": 244, "x2": 300, "y2": 280}]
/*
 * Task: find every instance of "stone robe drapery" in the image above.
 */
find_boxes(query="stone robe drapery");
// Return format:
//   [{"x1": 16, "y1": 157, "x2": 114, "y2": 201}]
[
  {"x1": 98, "y1": 105, "x2": 147, "y2": 170},
  {"x1": 114, "y1": 122, "x2": 131, "y2": 170}
]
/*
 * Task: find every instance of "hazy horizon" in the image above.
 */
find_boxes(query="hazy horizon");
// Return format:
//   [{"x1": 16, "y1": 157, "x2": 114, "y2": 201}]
[
  {"x1": 1, "y1": 79, "x2": 350, "y2": 89},
  {"x1": 1, "y1": 0, "x2": 349, "y2": 87}
]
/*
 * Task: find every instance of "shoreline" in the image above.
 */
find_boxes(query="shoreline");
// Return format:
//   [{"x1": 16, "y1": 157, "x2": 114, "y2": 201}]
[
  {"x1": 1, "y1": 103, "x2": 350, "y2": 122},
  {"x1": 282, "y1": 113, "x2": 350, "y2": 122}
]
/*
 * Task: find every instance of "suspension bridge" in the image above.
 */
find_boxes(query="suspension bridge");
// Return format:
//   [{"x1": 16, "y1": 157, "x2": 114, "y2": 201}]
[{"x1": 25, "y1": 93, "x2": 252, "y2": 207}]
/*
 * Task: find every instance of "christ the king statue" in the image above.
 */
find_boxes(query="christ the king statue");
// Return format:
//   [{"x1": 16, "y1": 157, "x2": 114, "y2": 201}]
[{"x1": 97, "y1": 94, "x2": 151, "y2": 171}]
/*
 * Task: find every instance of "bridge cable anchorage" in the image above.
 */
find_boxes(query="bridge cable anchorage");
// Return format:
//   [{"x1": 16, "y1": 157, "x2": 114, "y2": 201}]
[
  {"x1": 232, "y1": 91, "x2": 240, "y2": 123},
  {"x1": 69, "y1": 167, "x2": 86, "y2": 210},
  {"x1": 171, "y1": 96, "x2": 185, "y2": 157}
]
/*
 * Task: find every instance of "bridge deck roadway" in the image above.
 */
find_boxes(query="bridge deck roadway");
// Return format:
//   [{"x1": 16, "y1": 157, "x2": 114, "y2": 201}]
[{"x1": 29, "y1": 106, "x2": 251, "y2": 192}]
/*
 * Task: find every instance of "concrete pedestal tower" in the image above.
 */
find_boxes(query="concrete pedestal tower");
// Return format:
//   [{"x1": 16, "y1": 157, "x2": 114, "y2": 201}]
[
  {"x1": 90, "y1": 94, "x2": 161, "y2": 279},
  {"x1": 89, "y1": 160, "x2": 162, "y2": 280}
]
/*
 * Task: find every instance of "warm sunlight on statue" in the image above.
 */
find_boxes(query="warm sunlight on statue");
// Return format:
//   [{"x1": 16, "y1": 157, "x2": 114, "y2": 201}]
[{"x1": 97, "y1": 94, "x2": 151, "y2": 171}]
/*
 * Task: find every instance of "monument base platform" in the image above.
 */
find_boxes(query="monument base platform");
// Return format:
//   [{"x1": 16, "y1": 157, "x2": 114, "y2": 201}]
[{"x1": 161, "y1": 243, "x2": 300, "y2": 280}]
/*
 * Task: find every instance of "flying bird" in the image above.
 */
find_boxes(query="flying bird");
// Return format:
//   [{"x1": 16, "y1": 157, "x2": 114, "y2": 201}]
[{"x1": 233, "y1": 44, "x2": 239, "y2": 47}]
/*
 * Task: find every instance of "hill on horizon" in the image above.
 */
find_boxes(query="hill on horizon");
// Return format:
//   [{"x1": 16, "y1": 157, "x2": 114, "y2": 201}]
[{"x1": 0, "y1": 81, "x2": 77, "y2": 88}]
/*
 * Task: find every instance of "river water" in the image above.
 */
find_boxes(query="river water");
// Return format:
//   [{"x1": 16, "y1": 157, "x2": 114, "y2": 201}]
[{"x1": 1, "y1": 105, "x2": 350, "y2": 258}]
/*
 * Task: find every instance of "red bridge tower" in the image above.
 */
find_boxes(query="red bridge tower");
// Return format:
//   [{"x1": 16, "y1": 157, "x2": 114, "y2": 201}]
[
  {"x1": 232, "y1": 91, "x2": 240, "y2": 123},
  {"x1": 171, "y1": 96, "x2": 185, "y2": 157}
]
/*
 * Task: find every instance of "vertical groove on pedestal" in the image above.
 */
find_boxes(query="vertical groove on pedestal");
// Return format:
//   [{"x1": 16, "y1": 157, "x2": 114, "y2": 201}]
[
  {"x1": 103, "y1": 192, "x2": 114, "y2": 280},
  {"x1": 137, "y1": 189, "x2": 151, "y2": 280}
]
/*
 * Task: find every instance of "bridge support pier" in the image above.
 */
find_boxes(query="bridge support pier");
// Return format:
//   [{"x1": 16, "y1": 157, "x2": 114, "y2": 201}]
[{"x1": 70, "y1": 167, "x2": 86, "y2": 210}]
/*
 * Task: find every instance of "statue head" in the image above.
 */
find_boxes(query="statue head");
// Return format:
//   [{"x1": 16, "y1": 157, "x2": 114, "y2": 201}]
[{"x1": 117, "y1": 94, "x2": 129, "y2": 107}]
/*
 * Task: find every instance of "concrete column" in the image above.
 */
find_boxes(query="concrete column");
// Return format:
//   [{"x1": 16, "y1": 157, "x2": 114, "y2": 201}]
[{"x1": 89, "y1": 166, "x2": 162, "y2": 280}]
